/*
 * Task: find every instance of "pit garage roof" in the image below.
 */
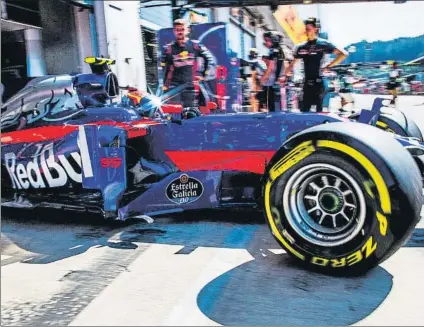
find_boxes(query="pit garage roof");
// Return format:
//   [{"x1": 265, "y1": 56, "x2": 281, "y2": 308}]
[{"x1": 186, "y1": 0, "x2": 412, "y2": 7}]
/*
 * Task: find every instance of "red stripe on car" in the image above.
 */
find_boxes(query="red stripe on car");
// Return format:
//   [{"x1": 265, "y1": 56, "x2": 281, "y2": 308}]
[
  {"x1": 1, "y1": 119, "x2": 160, "y2": 145},
  {"x1": 165, "y1": 150, "x2": 275, "y2": 174}
]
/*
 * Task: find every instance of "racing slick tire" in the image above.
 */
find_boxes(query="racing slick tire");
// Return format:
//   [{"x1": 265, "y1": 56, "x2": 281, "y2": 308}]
[
  {"x1": 262, "y1": 122, "x2": 422, "y2": 275},
  {"x1": 350, "y1": 111, "x2": 423, "y2": 141},
  {"x1": 376, "y1": 112, "x2": 423, "y2": 141}
]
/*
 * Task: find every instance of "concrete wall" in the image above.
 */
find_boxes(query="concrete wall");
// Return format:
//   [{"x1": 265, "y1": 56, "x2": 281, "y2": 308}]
[
  {"x1": 103, "y1": 0, "x2": 147, "y2": 91},
  {"x1": 214, "y1": 7, "x2": 230, "y2": 23},
  {"x1": 38, "y1": 0, "x2": 80, "y2": 74},
  {"x1": 215, "y1": 8, "x2": 257, "y2": 59},
  {"x1": 24, "y1": 29, "x2": 47, "y2": 77},
  {"x1": 74, "y1": 7, "x2": 94, "y2": 74},
  {"x1": 214, "y1": 7, "x2": 292, "y2": 59}
]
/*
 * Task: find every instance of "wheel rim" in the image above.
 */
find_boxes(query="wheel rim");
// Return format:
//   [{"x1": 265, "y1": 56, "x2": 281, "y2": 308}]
[{"x1": 282, "y1": 163, "x2": 367, "y2": 247}]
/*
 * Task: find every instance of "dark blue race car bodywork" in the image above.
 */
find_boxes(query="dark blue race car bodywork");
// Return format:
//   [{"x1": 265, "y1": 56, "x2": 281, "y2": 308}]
[
  {"x1": 0, "y1": 104, "x2": 339, "y2": 216},
  {"x1": 2, "y1": 97, "x2": 424, "y2": 221},
  {"x1": 1, "y1": 55, "x2": 423, "y2": 221}
]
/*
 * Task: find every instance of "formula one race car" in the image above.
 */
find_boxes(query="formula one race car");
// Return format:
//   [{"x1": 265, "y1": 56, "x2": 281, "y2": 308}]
[{"x1": 1, "y1": 57, "x2": 423, "y2": 275}]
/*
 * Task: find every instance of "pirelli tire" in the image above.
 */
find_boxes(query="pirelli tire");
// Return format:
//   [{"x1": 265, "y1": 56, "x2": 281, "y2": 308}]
[
  {"x1": 262, "y1": 122, "x2": 422, "y2": 275},
  {"x1": 350, "y1": 111, "x2": 423, "y2": 141},
  {"x1": 376, "y1": 112, "x2": 423, "y2": 141}
]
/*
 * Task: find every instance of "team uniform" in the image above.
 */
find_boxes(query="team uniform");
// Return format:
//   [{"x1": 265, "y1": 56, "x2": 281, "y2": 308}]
[
  {"x1": 160, "y1": 39, "x2": 214, "y2": 108},
  {"x1": 387, "y1": 68, "x2": 402, "y2": 90},
  {"x1": 386, "y1": 67, "x2": 402, "y2": 105},
  {"x1": 259, "y1": 47, "x2": 285, "y2": 112},
  {"x1": 293, "y1": 38, "x2": 337, "y2": 112},
  {"x1": 247, "y1": 58, "x2": 267, "y2": 109},
  {"x1": 248, "y1": 58, "x2": 267, "y2": 85}
]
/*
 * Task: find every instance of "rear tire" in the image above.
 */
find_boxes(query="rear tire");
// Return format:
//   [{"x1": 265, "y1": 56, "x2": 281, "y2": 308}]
[
  {"x1": 349, "y1": 110, "x2": 423, "y2": 141},
  {"x1": 262, "y1": 122, "x2": 422, "y2": 274},
  {"x1": 377, "y1": 112, "x2": 423, "y2": 141}
]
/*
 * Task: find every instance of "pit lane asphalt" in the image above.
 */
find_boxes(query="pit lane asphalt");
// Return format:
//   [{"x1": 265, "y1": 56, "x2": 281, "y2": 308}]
[{"x1": 1, "y1": 95, "x2": 424, "y2": 326}]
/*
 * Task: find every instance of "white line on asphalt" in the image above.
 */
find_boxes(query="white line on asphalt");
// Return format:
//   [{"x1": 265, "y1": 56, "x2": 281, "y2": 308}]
[
  {"x1": 354, "y1": 248, "x2": 424, "y2": 326},
  {"x1": 69, "y1": 245, "x2": 83, "y2": 250},
  {"x1": 268, "y1": 249, "x2": 286, "y2": 255},
  {"x1": 69, "y1": 245, "x2": 253, "y2": 326}
]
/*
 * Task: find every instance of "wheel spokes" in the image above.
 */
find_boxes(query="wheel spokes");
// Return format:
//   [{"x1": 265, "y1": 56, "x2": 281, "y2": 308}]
[
  {"x1": 341, "y1": 212, "x2": 351, "y2": 222},
  {"x1": 322, "y1": 175, "x2": 330, "y2": 186},
  {"x1": 332, "y1": 215, "x2": 337, "y2": 228},
  {"x1": 310, "y1": 182, "x2": 321, "y2": 192},
  {"x1": 305, "y1": 194, "x2": 317, "y2": 201},
  {"x1": 334, "y1": 177, "x2": 342, "y2": 189},
  {"x1": 308, "y1": 206, "x2": 320, "y2": 214},
  {"x1": 302, "y1": 173, "x2": 358, "y2": 229},
  {"x1": 283, "y1": 164, "x2": 367, "y2": 247}
]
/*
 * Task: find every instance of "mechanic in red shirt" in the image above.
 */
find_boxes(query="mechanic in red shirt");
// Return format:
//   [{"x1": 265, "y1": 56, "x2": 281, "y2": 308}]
[{"x1": 160, "y1": 19, "x2": 215, "y2": 109}]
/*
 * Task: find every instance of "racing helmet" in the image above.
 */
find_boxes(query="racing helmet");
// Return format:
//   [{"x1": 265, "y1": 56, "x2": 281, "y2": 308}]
[
  {"x1": 181, "y1": 107, "x2": 201, "y2": 119},
  {"x1": 304, "y1": 17, "x2": 321, "y2": 29}
]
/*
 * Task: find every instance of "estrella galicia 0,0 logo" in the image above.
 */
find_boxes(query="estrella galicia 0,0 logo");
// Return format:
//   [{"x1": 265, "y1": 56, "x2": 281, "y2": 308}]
[{"x1": 166, "y1": 174, "x2": 204, "y2": 205}]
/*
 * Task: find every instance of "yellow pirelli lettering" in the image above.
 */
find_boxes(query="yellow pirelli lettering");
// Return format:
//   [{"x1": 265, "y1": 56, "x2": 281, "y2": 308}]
[
  {"x1": 361, "y1": 236, "x2": 377, "y2": 258},
  {"x1": 376, "y1": 121, "x2": 388, "y2": 128},
  {"x1": 377, "y1": 122, "x2": 395, "y2": 134},
  {"x1": 317, "y1": 140, "x2": 391, "y2": 215},
  {"x1": 376, "y1": 212, "x2": 388, "y2": 236},
  {"x1": 264, "y1": 182, "x2": 305, "y2": 260},
  {"x1": 347, "y1": 250, "x2": 363, "y2": 266},
  {"x1": 331, "y1": 258, "x2": 347, "y2": 268},
  {"x1": 311, "y1": 257, "x2": 329, "y2": 266},
  {"x1": 271, "y1": 141, "x2": 313, "y2": 172},
  {"x1": 308, "y1": 236, "x2": 377, "y2": 269},
  {"x1": 269, "y1": 141, "x2": 315, "y2": 181},
  {"x1": 282, "y1": 229, "x2": 295, "y2": 244},
  {"x1": 363, "y1": 180, "x2": 375, "y2": 199}
]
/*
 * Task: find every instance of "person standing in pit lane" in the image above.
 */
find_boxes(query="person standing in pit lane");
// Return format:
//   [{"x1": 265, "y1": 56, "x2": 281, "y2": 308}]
[
  {"x1": 387, "y1": 61, "x2": 403, "y2": 105},
  {"x1": 160, "y1": 19, "x2": 215, "y2": 109},
  {"x1": 247, "y1": 48, "x2": 267, "y2": 111},
  {"x1": 281, "y1": 17, "x2": 348, "y2": 112},
  {"x1": 259, "y1": 31, "x2": 288, "y2": 112}
]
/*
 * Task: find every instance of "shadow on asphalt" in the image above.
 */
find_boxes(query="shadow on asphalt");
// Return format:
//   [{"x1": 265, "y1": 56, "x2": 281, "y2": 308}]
[
  {"x1": 197, "y1": 254, "x2": 393, "y2": 326},
  {"x1": 1, "y1": 207, "x2": 136, "y2": 264},
  {"x1": 3, "y1": 208, "x2": 419, "y2": 325},
  {"x1": 1, "y1": 207, "x2": 422, "y2": 264},
  {"x1": 1, "y1": 208, "x2": 268, "y2": 264}
]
